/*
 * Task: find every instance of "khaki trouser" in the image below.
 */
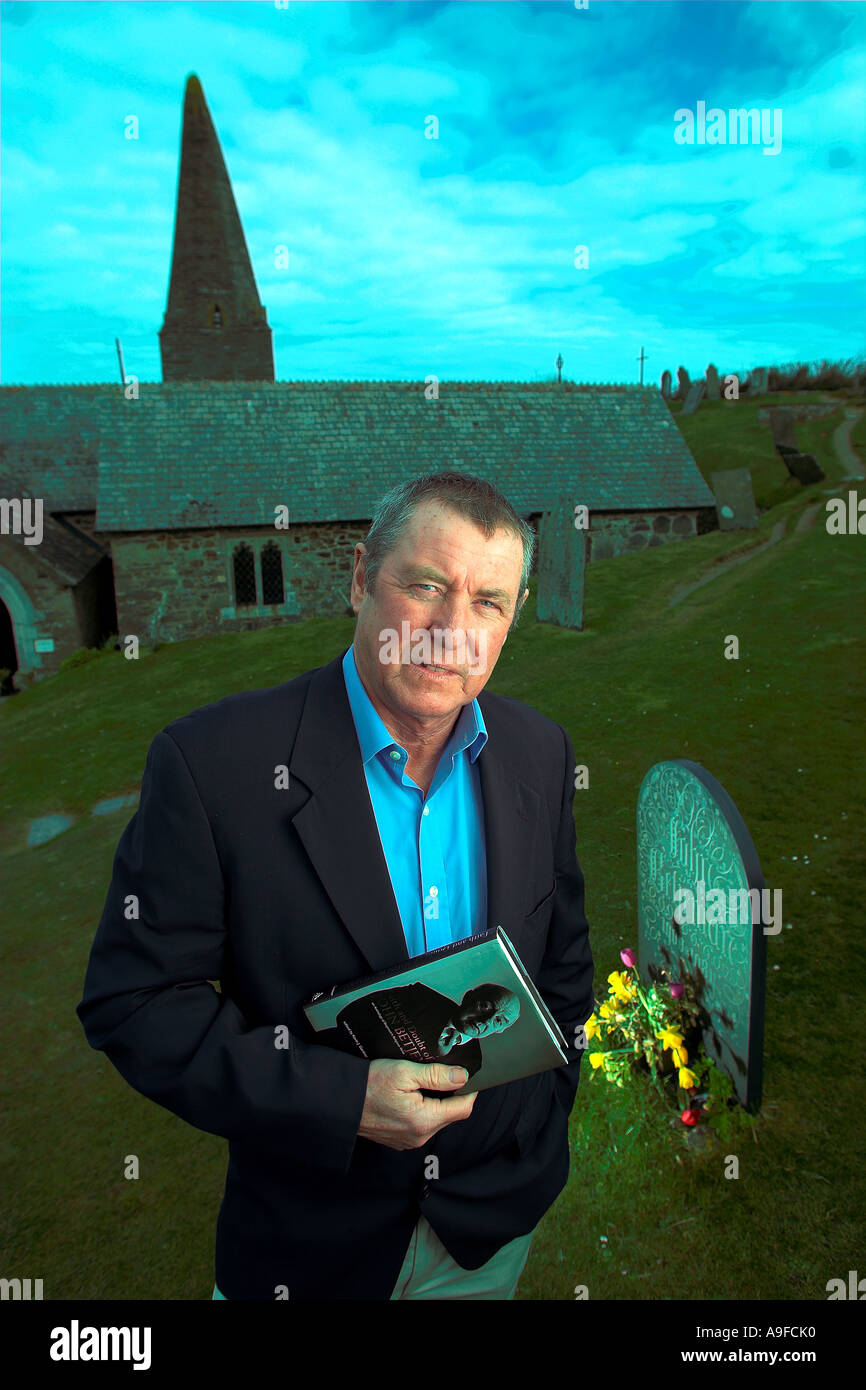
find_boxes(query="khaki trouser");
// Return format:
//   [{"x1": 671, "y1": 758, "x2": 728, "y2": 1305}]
[{"x1": 212, "y1": 1215, "x2": 534, "y2": 1301}]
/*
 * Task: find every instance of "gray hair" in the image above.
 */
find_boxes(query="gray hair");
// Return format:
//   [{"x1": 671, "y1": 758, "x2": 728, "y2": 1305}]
[{"x1": 361, "y1": 472, "x2": 534, "y2": 631}]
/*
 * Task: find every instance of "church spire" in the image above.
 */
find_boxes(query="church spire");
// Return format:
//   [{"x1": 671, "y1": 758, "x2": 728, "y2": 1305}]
[{"x1": 159, "y1": 74, "x2": 274, "y2": 381}]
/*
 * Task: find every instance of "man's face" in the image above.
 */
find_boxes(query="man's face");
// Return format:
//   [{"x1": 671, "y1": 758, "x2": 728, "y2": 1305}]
[
  {"x1": 350, "y1": 498, "x2": 528, "y2": 730},
  {"x1": 453, "y1": 995, "x2": 515, "y2": 1041}
]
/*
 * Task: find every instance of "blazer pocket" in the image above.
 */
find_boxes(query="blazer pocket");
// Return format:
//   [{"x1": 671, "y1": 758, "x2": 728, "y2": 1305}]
[{"x1": 524, "y1": 881, "x2": 556, "y2": 925}]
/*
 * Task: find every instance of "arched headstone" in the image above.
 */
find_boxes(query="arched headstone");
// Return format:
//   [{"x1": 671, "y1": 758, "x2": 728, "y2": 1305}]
[
  {"x1": 637, "y1": 759, "x2": 767, "y2": 1111},
  {"x1": 676, "y1": 366, "x2": 691, "y2": 401},
  {"x1": 660, "y1": 370, "x2": 672, "y2": 398},
  {"x1": 710, "y1": 468, "x2": 758, "y2": 529},
  {"x1": 705, "y1": 363, "x2": 721, "y2": 400}
]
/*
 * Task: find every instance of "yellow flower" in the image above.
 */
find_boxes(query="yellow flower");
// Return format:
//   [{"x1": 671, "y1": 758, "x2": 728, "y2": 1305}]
[
  {"x1": 672, "y1": 1044, "x2": 689, "y2": 1066},
  {"x1": 656, "y1": 1029, "x2": 684, "y2": 1053},
  {"x1": 599, "y1": 1002, "x2": 613, "y2": 1020},
  {"x1": 589, "y1": 1052, "x2": 606, "y2": 1070},
  {"x1": 679, "y1": 1067, "x2": 698, "y2": 1090},
  {"x1": 607, "y1": 971, "x2": 634, "y2": 1004},
  {"x1": 584, "y1": 1014, "x2": 599, "y2": 1041}
]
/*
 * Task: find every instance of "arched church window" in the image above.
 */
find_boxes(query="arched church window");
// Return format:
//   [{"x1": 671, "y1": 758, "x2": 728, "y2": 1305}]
[
  {"x1": 212, "y1": 303, "x2": 223, "y2": 329},
  {"x1": 232, "y1": 543, "x2": 256, "y2": 606},
  {"x1": 260, "y1": 542, "x2": 284, "y2": 605}
]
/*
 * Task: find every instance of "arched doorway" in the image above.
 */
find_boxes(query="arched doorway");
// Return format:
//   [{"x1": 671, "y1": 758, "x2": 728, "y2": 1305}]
[
  {"x1": 0, "y1": 564, "x2": 40, "y2": 691},
  {"x1": 0, "y1": 595, "x2": 19, "y2": 695}
]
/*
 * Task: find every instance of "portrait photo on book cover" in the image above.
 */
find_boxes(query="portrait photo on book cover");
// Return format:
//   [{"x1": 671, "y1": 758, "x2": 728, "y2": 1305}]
[{"x1": 316, "y1": 982, "x2": 521, "y2": 1079}]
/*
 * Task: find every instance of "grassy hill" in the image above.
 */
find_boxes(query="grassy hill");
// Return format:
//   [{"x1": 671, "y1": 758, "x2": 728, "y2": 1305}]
[
  {"x1": 669, "y1": 387, "x2": 863, "y2": 511},
  {"x1": 1, "y1": 395, "x2": 863, "y2": 1301}
]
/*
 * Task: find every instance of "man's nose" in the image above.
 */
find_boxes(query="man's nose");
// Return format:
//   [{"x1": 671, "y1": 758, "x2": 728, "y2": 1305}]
[{"x1": 427, "y1": 596, "x2": 473, "y2": 648}]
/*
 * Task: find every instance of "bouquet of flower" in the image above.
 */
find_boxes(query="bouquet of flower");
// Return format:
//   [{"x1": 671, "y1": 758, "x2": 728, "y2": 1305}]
[{"x1": 580, "y1": 947, "x2": 734, "y2": 1128}]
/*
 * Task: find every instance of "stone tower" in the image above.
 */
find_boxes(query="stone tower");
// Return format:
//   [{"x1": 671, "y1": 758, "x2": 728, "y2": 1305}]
[{"x1": 159, "y1": 74, "x2": 275, "y2": 381}]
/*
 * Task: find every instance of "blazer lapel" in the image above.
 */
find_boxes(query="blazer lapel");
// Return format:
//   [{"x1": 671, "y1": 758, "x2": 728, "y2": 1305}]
[
  {"x1": 476, "y1": 694, "x2": 543, "y2": 941},
  {"x1": 290, "y1": 650, "x2": 410, "y2": 975}
]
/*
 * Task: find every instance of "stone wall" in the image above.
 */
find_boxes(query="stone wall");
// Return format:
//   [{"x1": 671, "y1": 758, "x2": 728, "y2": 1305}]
[
  {"x1": 587, "y1": 509, "x2": 701, "y2": 561},
  {"x1": 758, "y1": 403, "x2": 839, "y2": 424},
  {"x1": 107, "y1": 521, "x2": 369, "y2": 644}
]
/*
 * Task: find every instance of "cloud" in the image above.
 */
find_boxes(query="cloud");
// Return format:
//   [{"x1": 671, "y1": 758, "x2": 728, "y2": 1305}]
[{"x1": 1, "y1": 0, "x2": 864, "y2": 386}]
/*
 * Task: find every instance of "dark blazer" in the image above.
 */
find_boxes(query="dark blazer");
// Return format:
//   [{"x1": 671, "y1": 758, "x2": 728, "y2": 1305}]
[{"x1": 76, "y1": 648, "x2": 594, "y2": 1300}]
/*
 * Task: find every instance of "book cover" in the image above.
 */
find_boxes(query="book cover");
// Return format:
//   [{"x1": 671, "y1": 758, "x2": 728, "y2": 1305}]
[{"x1": 303, "y1": 927, "x2": 568, "y2": 1095}]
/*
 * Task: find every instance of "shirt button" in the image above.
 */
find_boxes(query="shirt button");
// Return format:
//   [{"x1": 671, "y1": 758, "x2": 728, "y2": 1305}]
[
  {"x1": 429, "y1": 886, "x2": 438, "y2": 897},
  {"x1": 422, "y1": 805, "x2": 430, "y2": 817},
  {"x1": 389, "y1": 750, "x2": 402, "y2": 761}
]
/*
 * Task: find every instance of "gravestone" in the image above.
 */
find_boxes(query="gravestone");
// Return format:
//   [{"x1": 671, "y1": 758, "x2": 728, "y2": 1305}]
[
  {"x1": 637, "y1": 759, "x2": 767, "y2": 1111},
  {"x1": 710, "y1": 468, "x2": 758, "y2": 530},
  {"x1": 676, "y1": 366, "x2": 691, "y2": 401},
  {"x1": 536, "y1": 496, "x2": 586, "y2": 630},
  {"x1": 785, "y1": 453, "x2": 825, "y2": 485},
  {"x1": 660, "y1": 369, "x2": 672, "y2": 398},
  {"x1": 768, "y1": 407, "x2": 798, "y2": 451},
  {"x1": 682, "y1": 380, "x2": 706, "y2": 415},
  {"x1": 705, "y1": 363, "x2": 721, "y2": 401},
  {"x1": 750, "y1": 366, "x2": 769, "y2": 394}
]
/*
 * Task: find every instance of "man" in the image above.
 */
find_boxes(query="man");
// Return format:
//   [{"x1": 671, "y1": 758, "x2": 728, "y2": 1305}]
[
  {"x1": 316, "y1": 982, "x2": 521, "y2": 1080},
  {"x1": 77, "y1": 470, "x2": 594, "y2": 1301}
]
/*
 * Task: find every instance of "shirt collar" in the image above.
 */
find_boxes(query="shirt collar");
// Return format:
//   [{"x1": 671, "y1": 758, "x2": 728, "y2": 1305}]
[{"x1": 342, "y1": 644, "x2": 487, "y2": 767}]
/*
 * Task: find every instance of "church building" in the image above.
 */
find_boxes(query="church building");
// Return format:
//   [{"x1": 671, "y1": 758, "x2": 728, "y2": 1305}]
[{"x1": 0, "y1": 76, "x2": 715, "y2": 688}]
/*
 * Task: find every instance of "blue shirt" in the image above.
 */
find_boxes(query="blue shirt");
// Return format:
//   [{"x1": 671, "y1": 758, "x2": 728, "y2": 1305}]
[{"x1": 341, "y1": 645, "x2": 488, "y2": 958}]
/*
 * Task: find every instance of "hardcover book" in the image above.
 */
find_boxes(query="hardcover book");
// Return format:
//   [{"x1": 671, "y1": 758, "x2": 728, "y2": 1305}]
[{"x1": 303, "y1": 926, "x2": 568, "y2": 1095}]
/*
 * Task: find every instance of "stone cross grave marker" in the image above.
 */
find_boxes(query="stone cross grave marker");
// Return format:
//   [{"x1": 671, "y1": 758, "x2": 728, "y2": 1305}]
[
  {"x1": 637, "y1": 759, "x2": 767, "y2": 1111},
  {"x1": 710, "y1": 468, "x2": 758, "y2": 530},
  {"x1": 536, "y1": 497, "x2": 587, "y2": 631},
  {"x1": 682, "y1": 379, "x2": 706, "y2": 415}
]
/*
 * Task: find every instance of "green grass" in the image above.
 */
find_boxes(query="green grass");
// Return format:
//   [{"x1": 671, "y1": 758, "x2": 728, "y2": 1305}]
[{"x1": 2, "y1": 405, "x2": 864, "y2": 1301}]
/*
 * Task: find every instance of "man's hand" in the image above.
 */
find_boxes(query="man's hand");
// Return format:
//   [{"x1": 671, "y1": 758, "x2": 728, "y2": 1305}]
[{"x1": 357, "y1": 1059, "x2": 477, "y2": 1151}]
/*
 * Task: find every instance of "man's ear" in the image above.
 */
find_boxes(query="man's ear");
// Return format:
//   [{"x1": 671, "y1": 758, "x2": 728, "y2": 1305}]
[{"x1": 350, "y1": 543, "x2": 368, "y2": 612}]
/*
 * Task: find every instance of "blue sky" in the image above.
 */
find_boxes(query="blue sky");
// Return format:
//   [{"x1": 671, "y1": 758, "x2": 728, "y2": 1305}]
[{"x1": 2, "y1": 0, "x2": 864, "y2": 385}]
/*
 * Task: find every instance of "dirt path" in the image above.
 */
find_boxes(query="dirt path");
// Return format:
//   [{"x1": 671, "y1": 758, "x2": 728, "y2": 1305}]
[
  {"x1": 669, "y1": 518, "x2": 789, "y2": 607},
  {"x1": 832, "y1": 406, "x2": 865, "y2": 479}
]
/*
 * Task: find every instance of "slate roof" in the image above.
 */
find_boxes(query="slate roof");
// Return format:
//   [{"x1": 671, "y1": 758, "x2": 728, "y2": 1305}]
[
  {"x1": 90, "y1": 380, "x2": 714, "y2": 532},
  {"x1": 0, "y1": 473, "x2": 106, "y2": 585},
  {"x1": 0, "y1": 385, "x2": 122, "y2": 512}
]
